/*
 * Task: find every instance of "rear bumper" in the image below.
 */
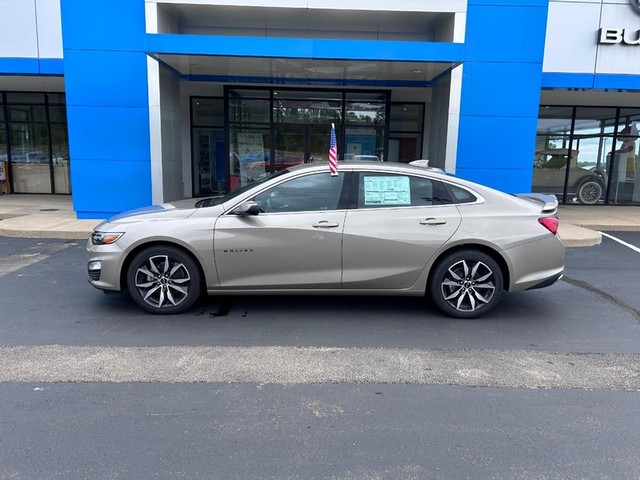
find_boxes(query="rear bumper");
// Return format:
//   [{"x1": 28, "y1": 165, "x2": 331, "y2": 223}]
[
  {"x1": 505, "y1": 235, "x2": 565, "y2": 292},
  {"x1": 524, "y1": 271, "x2": 563, "y2": 291}
]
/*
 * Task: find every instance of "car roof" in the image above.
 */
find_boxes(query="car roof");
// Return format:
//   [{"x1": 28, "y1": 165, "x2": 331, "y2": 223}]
[{"x1": 287, "y1": 161, "x2": 464, "y2": 184}]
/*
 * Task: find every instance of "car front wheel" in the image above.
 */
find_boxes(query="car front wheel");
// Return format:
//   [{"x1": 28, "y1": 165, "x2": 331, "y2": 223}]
[
  {"x1": 126, "y1": 246, "x2": 201, "y2": 314},
  {"x1": 429, "y1": 249, "x2": 503, "y2": 319}
]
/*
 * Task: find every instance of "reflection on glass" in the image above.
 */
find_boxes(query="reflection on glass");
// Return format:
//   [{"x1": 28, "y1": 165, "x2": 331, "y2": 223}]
[
  {"x1": 534, "y1": 107, "x2": 619, "y2": 204},
  {"x1": 614, "y1": 110, "x2": 640, "y2": 204},
  {"x1": 9, "y1": 123, "x2": 51, "y2": 193},
  {"x1": 0, "y1": 127, "x2": 6, "y2": 163},
  {"x1": 229, "y1": 127, "x2": 271, "y2": 190},
  {"x1": 193, "y1": 128, "x2": 225, "y2": 196},
  {"x1": 9, "y1": 105, "x2": 46, "y2": 123},
  {"x1": 51, "y1": 123, "x2": 70, "y2": 194},
  {"x1": 308, "y1": 126, "x2": 331, "y2": 164},
  {"x1": 345, "y1": 102, "x2": 385, "y2": 126},
  {"x1": 229, "y1": 98, "x2": 270, "y2": 123},
  {"x1": 273, "y1": 99, "x2": 341, "y2": 124},
  {"x1": 344, "y1": 126, "x2": 384, "y2": 161},
  {"x1": 388, "y1": 133, "x2": 421, "y2": 162},
  {"x1": 390, "y1": 104, "x2": 423, "y2": 132},
  {"x1": 274, "y1": 127, "x2": 305, "y2": 169},
  {"x1": 192, "y1": 98, "x2": 224, "y2": 127}
]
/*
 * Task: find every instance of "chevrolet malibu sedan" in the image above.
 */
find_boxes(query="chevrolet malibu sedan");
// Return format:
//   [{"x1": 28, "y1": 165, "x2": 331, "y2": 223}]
[{"x1": 86, "y1": 162, "x2": 565, "y2": 318}]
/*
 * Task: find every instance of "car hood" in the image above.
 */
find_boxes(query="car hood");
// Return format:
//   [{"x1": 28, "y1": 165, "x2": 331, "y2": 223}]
[{"x1": 106, "y1": 200, "x2": 200, "y2": 225}]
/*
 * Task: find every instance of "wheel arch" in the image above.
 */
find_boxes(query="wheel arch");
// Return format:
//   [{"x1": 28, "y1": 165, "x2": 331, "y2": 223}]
[
  {"x1": 426, "y1": 243, "x2": 511, "y2": 293},
  {"x1": 120, "y1": 241, "x2": 207, "y2": 294}
]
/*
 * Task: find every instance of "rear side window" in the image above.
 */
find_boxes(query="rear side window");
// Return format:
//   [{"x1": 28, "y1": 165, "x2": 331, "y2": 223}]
[
  {"x1": 448, "y1": 184, "x2": 478, "y2": 204},
  {"x1": 356, "y1": 173, "x2": 453, "y2": 208}
]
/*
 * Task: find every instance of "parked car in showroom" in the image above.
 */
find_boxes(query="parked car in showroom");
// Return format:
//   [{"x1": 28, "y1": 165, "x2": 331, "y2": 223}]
[
  {"x1": 533, "y1": 148, "x2": 606, "y2": 204},
  {"x1": 86, "y1": 162, "x2": 564, "y2": 319}
]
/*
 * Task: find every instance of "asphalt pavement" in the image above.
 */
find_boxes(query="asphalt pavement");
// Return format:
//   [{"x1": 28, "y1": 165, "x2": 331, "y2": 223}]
[{"x1": 1, "y1": 210, "x2": 639, "y2": 478}]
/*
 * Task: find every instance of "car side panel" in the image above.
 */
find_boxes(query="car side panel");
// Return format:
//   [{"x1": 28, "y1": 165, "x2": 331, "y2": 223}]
[{"x1": 341, "y1": 205, "x2": 461, "y2": 289}]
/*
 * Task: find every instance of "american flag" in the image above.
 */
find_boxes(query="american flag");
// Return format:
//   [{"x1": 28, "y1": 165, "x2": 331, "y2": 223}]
[{"x1": 329, "y1": 123, "x2": 338, "y2": 176}]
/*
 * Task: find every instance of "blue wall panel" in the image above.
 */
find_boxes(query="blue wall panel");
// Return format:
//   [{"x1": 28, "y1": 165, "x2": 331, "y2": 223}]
[
  {"x1": 0, "y1": 58, "x2": 64, "y2": 75},
  {"x1": 61, "y1": 0, "x2": 151, "y2": 218},
  {"x1": 60, "y1": 0, "x2": 146, "y2": 51},
  {"x1": 0, "y1": 58, "x2": 40, "y2": 74},
  {"x1": 65, "y1": 106, "x2": 151, "y2": 162},
  {"x1": 71, "y1": 160, "x2": 152, "y2": 218},
  {"x1": 465, "y1": 5, "x2": 547, "y2": 63},
  {"x1": 456, "y1": 115, "x2": 537, "y2": 192},
  {"x1": 460, "y1": 62, "x2": 543, "y2": 117},
  {"x1": 456, "y1": 1, "x2": 549, "y2": 193},
  {"x1": 64, "y1": 50, "x2": 150, "y2": 108}
]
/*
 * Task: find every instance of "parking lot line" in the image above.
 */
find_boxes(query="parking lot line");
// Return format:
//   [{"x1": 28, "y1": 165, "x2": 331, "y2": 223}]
[{"x1": 598, "y1": 232, "x2": 640, "y2": 254}]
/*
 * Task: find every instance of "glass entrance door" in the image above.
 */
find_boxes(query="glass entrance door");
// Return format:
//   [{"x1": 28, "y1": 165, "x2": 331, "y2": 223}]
[{"x1": 274, "y1": 125, "x2": 332, "y2": 168}]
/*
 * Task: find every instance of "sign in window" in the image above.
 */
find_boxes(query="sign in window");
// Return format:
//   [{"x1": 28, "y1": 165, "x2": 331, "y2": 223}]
[{"x1": 363, "y1": 175, "x2": 411, "y2": 206}]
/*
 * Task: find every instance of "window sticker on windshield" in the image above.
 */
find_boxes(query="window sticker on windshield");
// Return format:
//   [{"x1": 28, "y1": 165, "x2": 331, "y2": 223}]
[{"x1": 363, "y1": 176, "x2": 411, "y2": 206}]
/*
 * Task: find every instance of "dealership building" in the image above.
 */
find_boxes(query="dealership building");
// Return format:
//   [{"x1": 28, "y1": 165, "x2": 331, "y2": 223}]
[{"x1": 0, "y1": 0, "x2": 639, "y2": 218}]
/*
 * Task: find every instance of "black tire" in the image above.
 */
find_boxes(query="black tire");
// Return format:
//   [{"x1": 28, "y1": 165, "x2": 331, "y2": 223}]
[
  {"x1": 126, "y1": 245, "x2": 201, "y2": 314},
  {"x1": 429, "y1": 249, "x2": 504, "y2": 319},
  {"x1": 577, "y1": 179, "x2": 603, "y2": 205}
]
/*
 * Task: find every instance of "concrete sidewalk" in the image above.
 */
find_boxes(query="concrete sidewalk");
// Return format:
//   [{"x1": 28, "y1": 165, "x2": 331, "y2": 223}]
[{"x1": 0, "y1": 194, "x2": 639, "y2": 247}]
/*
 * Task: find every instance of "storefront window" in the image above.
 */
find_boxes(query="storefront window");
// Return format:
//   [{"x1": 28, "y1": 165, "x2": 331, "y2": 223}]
[
  {"x1": 217, "y1": 88, "x2": 412, "y2": 193},
  {"x1": 1, "y1": 91, "x2": 70, "y2": 194},
  {"x1": 535, "y1": 105, "x2": 640, "y2": 205},
  {"x1": 273, "y1": 90, "x2": 342, "y2": 125},
  {"x1": 9, "y1": 122, "x2": 52, "y2": 193},
  {"x1": 51, "y1": 123, "x2": 71, "y2": 194},
  {"x1": 191, "y1": 98, "x2": 225, "y2": 196},
  {"x1": 0, "y1": 126, "x2": 7, "y2": 164},
  {"x1": 229, "y1": 125, "x2": 271, "y2": 191},
  {"x1": 229, "y1": 96, "x2": 270, "y2": 124},
  {"x1": 615, "y1": 109, "x2": 640, "y2": 205},
  {"x1": 389, "y1": 103, "x2": 424, "y2": 162}
]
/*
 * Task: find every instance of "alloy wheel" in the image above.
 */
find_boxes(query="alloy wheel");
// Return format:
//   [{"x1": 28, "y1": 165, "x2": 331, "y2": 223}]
[
  {"x1": 440, "y1": 259, "x2": 496, "y2": 313},
  {"x1": 133, "y1": 255, "x2": 192, "y2": 308}
]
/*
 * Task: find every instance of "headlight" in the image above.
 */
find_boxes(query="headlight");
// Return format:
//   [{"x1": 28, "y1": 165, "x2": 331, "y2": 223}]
[{"x1": 91, "y1": 232, "x2": 124, "y2": 245}]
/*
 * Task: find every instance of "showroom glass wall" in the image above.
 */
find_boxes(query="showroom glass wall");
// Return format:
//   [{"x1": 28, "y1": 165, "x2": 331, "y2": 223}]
[
  {"x1": 535, "y1": 106, "x2": 640, "y2": 205},
  {"x1": 0, "y1": 92, "x2": 70, "y2": 194},
  {"x1": 190, "y1": 88, "x2": 425, "y2": 196}
]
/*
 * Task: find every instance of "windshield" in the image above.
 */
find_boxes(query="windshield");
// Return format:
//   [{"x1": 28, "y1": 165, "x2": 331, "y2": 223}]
[{"x1": 195, "y1": 170, "x2": 290, "y2": 208}]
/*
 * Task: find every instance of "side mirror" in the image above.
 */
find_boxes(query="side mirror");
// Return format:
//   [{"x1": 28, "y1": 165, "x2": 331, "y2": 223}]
[{"x1": 233, "y1": 201, "x2": 260, "y2": 216}]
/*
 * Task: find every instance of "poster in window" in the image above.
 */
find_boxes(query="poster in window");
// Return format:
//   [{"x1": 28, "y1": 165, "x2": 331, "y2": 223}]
[{"x1": 363, "y1": 175, "x2": 411, "y2": 206}]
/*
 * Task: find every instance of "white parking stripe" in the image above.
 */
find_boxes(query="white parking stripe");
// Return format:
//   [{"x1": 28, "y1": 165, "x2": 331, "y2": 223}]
[
  {"x1": 598, "y1": 232, "x2": 640, "y2": 254},
  {"x1": 1, "y1": 345, "x2": 639, "y2": 391},
  {"x1": 0, "y1": 242, "x2": 76, "y2": 278}
]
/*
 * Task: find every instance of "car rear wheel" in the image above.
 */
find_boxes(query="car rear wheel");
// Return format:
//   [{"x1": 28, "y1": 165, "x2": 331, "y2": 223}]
[
  {"x1": 577, "y1": 179, "x2": 603, "y2": 205},
  {"x1": 429, "y1": 249, "x2": 503, "y2": 319},
  {"x1": 127, "y1": 246, "x2": 201, "y2": 314}
]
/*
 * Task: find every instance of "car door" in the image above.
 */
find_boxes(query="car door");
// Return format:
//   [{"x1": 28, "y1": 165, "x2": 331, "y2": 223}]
[
  {"x1": 214, "y1": 171, "x2": 348, "y2": 289},
  {"x1": 341, "y1": 171, "x2": 462, "y2": 289}
]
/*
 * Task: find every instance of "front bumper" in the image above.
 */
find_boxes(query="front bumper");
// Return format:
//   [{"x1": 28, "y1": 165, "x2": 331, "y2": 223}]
[{"x1": 86, "y1": 239, "x2": 126, "y2": 291}]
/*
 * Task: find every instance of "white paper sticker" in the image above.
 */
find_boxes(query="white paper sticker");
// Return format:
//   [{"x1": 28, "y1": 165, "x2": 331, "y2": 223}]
[{"x1": 363, "y1": 176, "x2": 411, "y2": 206}]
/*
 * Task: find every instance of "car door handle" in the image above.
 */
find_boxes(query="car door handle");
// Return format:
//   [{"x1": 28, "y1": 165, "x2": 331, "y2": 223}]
[
  {"x1": 420, "y1": 218, "x2": 447, "y2": 226},
  {"x1": 312, "y1": 221, "x2": 340, "y2": 228}
]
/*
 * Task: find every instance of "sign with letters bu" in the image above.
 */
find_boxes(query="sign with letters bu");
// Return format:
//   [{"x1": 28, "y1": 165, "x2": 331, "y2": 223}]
[{"x1": 598, "y1": 0, "x2": 640, "y2": 45}]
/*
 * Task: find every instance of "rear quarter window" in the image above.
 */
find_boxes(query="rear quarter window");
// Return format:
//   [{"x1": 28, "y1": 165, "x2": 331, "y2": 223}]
[{"x1": 448, "y1": 184, "x2": 478, "y2": 204}]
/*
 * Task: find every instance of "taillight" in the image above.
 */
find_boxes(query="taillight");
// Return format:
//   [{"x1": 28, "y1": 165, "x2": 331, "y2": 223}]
[{"x1": 538, "y1": 217, "x2": 559, "y2": 235}]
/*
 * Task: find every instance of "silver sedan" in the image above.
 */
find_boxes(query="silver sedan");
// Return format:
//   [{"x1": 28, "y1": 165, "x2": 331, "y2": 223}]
[{"x1": 86, "y1": 162, "x2": 564, "y2": 318}]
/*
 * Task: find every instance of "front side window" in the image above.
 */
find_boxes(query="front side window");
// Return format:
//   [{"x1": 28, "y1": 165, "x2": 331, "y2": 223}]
[
  {"x1": 357, "y1": 173, "x2": 452, "y2": 208},
  {"x1": 254, "y1": 172, "x2": 346, "y2": 213}
]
